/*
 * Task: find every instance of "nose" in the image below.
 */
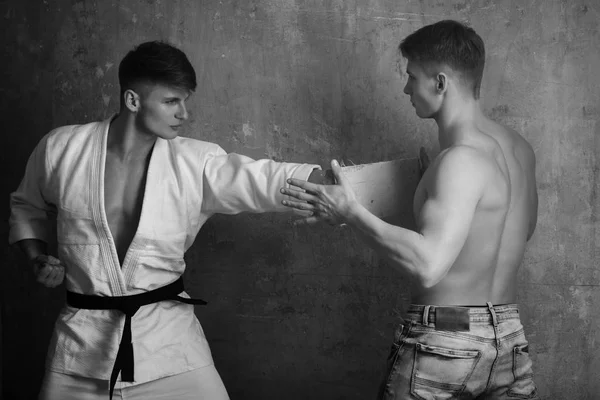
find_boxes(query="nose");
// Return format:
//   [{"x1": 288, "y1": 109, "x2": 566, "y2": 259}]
[{"x1": 176, "y1": 103, "x2": 188, "y2": 121}]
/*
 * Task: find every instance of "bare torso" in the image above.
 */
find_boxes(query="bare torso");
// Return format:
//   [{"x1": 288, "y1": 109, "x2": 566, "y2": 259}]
[
  {"x1": 412, "y1": 118, "x2": 537, "y2": 305},
  {"x1": 104, "y1": 148, "x2": 152, "y2": 265}
]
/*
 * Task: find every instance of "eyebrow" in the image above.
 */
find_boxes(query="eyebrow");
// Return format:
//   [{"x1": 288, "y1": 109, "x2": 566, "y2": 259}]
[
  {"x1": 164, "y1": 89, "x2": 192, "y2": 99},
  {"x1": 164, "y1": 94, "x2": 190, "y2": 101}
]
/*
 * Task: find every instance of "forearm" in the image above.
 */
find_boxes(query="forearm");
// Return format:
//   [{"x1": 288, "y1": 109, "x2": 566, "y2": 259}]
[
  {"x1": 346, "y1": 204, "x2": 433, "y2": 285},
  {"x1": 15, "y1": 239, "x2": 48, "y2": 262},
  {"x1": 202, "y1": 151, "x2": 321, "y2": 214}
]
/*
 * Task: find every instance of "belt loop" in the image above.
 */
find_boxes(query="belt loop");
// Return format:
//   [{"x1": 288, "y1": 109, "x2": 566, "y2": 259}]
[
  {"x1": 486, "y1": 302, "x2": 498, "y2": 327},
  {"x1": 422, "y1": 305, "x2": 431, "y2": 326}
]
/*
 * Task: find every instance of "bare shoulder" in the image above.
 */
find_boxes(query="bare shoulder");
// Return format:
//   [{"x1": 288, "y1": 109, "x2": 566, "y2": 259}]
[
  {"x1": 435, "y1": 145, "x2": 495, "y2": 178},
  {"x1": 489, "y1": 120, "x2": 536, "y2": 165},
  {"x1": 426, "y1": 145, "x2": 495, "y2": 197}
]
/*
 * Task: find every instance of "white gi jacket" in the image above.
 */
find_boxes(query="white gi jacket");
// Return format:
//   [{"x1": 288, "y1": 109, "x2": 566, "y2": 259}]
[{"x1": 9, "y1": 117, "x2": 319, "y2": 386}]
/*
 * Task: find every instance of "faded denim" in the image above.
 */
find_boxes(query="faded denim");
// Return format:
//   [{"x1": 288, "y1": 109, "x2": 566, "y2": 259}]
[{"x1": 378, "y1": 303, "x2": 539, "y2": 400}]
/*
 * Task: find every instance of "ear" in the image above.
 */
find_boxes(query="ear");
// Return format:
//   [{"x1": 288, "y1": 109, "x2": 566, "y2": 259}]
[
  {"x1": 436, "y1": 73, "x2": 448, "y2": 94},
  {"x1": 123, "y1": 89, "x2": 140, "y2": 113}
]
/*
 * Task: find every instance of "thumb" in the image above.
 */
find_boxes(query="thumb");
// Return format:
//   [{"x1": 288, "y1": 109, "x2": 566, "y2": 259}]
[
  {"x1": 330, "y1": 159, "x2": 347, "y2": 185},
  {"x1": 46, "y1": 255, "x2": 62, "y2": 266}
]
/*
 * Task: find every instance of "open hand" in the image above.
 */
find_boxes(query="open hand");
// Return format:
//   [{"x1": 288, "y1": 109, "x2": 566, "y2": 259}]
[
  {"x1": 281, "y1": 159, "x2": 357, "y2": 225},
  {"x1": 32, "y1": 254, "x2": 65, "y2": 288}
]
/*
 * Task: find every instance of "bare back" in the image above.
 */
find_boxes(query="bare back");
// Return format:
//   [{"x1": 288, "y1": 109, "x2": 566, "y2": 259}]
[{"x1": 412, "y1": 119, "x2": 538, "y2": 305}]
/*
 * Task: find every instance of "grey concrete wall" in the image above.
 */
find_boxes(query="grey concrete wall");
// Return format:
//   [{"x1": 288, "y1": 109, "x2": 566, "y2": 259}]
[{"x1": 1, "y1": 0, "x2": 598, "y2": 399}]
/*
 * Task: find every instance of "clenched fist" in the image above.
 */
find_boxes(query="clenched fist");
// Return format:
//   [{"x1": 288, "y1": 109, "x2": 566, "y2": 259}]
[{"x1": 32, "y1": 255, "x2": 65, "y2": 288}]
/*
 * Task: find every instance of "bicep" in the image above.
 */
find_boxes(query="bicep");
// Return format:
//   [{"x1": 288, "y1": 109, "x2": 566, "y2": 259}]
[
  {"x1": 418, "y1": 190, "x2": 478, "y2": 273},
  {"x1": 416, "y1": 149, "x2": 486, "y2": 278}
]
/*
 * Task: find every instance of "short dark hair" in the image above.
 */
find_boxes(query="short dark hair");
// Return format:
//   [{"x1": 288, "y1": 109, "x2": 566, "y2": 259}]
[
  {"x1": 399, "y1": 20, "x2": 485, "y2": 99},
  {"x1": 118, "y1": 41, "x2": 197, "y2": 95}
]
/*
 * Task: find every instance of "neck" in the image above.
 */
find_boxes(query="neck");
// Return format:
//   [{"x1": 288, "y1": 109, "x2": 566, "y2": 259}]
[
  {"x1": 107, "y1": 112, "x2": 156, "y2": 161},
  {"x1": 434, "y1": 95, "x2": 482, "y2": 150}
]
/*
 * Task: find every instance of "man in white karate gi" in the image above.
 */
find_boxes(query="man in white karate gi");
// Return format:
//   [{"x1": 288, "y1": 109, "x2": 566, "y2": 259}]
[{"x1": 9, "y1": 41, "x2": 324, "y2": 400}]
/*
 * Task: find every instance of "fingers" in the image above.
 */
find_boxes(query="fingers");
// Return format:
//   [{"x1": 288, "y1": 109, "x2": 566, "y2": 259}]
[
  {"x1": 291, "y1": 215, "x2": 320, "y2": 226},
  {"x1": 291, "y1": 213, "x2": 343, "y2": 227},
  {"x1": 330, "y1": 160, "x2": 347, "y2": 185},
  {"x1": 281, "y1": 198, "x2": 317, "y2": 213},
  {"x1": 36, "y1": 265, "x2": 64, "y2": 287},
  {"x1": 33, "y1": 256, "x2": 65, "y2": 288},
  {"x1": 50, "y1": 265, "x2": 65, "y2": 287},
  {"x1": 46, "y1": 255, "x2": 62, "y2": 266},
  {"x1": 286, "y1": 178, "x2": 320, "y2": 193},
  {"x1": 280, "y1": 187, "x2": 317, "y2": 203}
]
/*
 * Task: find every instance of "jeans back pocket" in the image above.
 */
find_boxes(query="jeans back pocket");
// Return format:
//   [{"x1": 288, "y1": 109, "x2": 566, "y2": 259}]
[
  {"x1": 411, "y1": 343, "x2": 481, "y2": 400},
  {"x1": 507, "y1": 343, "x2": 538, "y2": 398}
]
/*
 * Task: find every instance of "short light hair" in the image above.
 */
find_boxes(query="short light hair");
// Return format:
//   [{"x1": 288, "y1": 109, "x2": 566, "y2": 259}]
[{"x1": 400, "y1": 20, "x2": 485, "y2": 99}]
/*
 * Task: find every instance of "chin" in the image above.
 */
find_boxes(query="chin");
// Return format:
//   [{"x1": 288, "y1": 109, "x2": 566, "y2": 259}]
[
  {"x1": 416, "y1": 109, "x2": 435, "y2": 119},
  {"x1": 158, "y1": 130, "x2": 179, "y2": 140}
]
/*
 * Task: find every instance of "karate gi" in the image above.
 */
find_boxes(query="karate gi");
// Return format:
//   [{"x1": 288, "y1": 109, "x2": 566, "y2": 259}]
[{"x1": 9, "y1": 117, "x2": 319, "y2": 387}]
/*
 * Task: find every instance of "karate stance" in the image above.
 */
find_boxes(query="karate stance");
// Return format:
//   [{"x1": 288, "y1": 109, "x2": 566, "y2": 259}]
[
  {"x1": 10, "y1": 41, "x2": 322, "y2": 400},
  {"x1": 281, "y1": 20, "x2": 540, "y2": 399}
]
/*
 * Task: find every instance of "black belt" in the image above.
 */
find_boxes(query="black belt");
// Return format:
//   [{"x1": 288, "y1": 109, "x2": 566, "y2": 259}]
[{"x1": 66, "y1": 277, "x2": 207, "y2": 399}]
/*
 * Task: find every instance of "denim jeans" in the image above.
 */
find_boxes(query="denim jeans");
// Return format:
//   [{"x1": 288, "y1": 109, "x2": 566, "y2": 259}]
[{"x1": 378, "y1": 303, "x2": 539, "y2": 399}]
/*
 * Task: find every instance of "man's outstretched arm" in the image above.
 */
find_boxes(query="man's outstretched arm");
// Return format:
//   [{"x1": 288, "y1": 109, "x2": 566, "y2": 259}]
[
  {"x1": 199, "y1": 144, "x2": 328, "y2": 215},
  {"x1": 281, "y1": 147, "x2": 489, "y2": 287}
]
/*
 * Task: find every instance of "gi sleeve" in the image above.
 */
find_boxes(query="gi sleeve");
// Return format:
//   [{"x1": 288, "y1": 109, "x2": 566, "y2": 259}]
[
  {"x1": 9, "y1": 134, "x2": 55, "y2": 245},
  {"x1": 201, "y1": 145, "x2": 320, "y2": 215}
]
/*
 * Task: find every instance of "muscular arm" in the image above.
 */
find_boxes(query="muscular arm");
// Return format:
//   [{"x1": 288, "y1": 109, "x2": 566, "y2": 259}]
[
  {"x1": 348, "y1": 148, "x2": 488, "y2": 286},
  {"x1": 284, "y1": 148, "x2": 489, "y2": 287}
]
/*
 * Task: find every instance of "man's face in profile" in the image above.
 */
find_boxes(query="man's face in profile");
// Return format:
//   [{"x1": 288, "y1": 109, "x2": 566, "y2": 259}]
[
  {"x1": 134, "y1": 84, "x2": 191, "y2": 140},
  {"x1": 403, "y1": 59, "x2": 439, "y2": 119}
]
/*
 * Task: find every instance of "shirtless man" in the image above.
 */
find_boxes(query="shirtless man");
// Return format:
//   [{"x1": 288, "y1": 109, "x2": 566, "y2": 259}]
[
  {"x1": 10, "y1": 41, "x2": 324, "y2": 400},
  {"x1": 281, "y1": 20, "x2": 540, "y2": 399}
]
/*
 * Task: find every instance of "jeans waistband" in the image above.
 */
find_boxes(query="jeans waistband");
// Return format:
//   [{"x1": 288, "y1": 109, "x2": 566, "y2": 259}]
[{"x1": 406, "y1": 303, "x2": 520, "y2": 327}]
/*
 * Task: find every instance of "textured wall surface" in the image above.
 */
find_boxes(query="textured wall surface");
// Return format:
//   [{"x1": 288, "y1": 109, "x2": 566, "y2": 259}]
[{"x1": 1, "y1": 0, "x2": 599, "y2": 399}]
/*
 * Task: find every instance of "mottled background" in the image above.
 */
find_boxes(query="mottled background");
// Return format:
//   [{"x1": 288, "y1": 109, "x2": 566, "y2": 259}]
[{"x1": 1, "y1": 0, "x2": 599, "y2": 399}]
